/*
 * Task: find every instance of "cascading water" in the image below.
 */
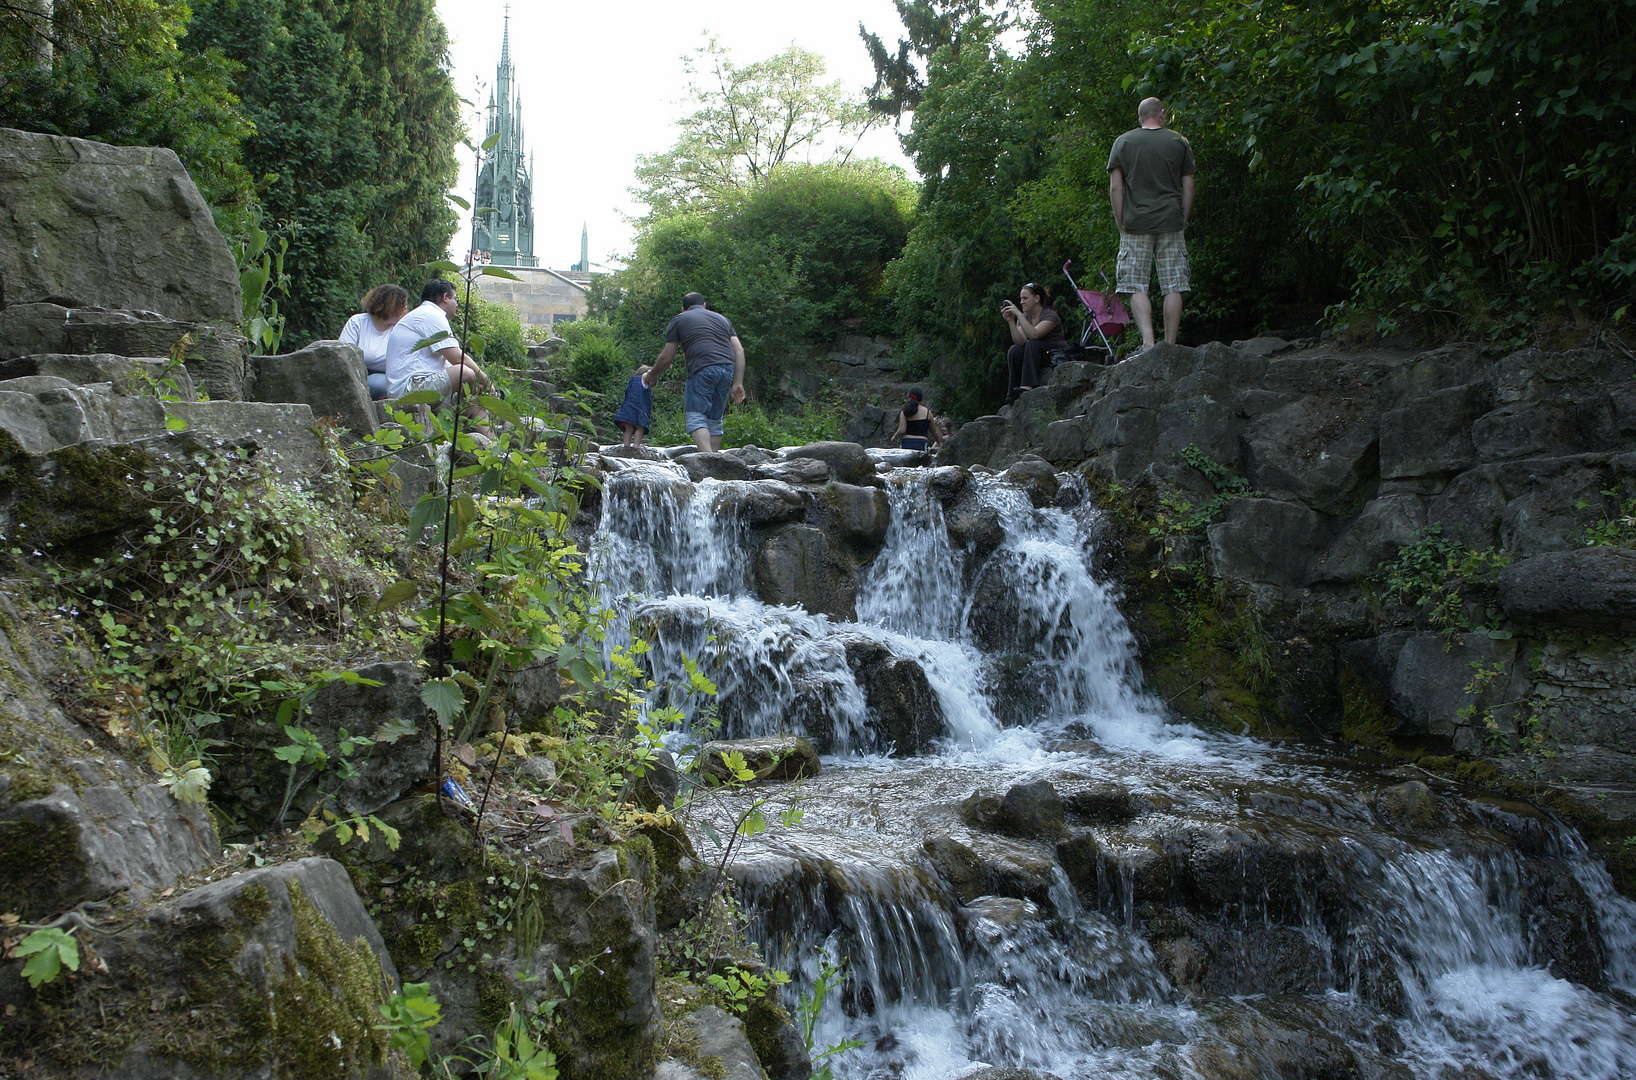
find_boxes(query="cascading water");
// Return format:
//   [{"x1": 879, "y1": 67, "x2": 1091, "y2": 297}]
[{"x1": 587, "y1": 454, "x2": 1636, "y2": 1080}]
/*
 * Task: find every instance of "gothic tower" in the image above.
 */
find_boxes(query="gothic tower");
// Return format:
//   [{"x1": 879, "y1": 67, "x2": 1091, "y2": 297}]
[{"x1": 472, "y1": 10, "x2": 537, "y2": 267}]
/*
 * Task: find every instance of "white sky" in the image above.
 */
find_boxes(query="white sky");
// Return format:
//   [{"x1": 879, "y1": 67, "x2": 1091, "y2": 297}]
[{"x1": 433, "y1": 0, "x2": 918, "y2": 270}]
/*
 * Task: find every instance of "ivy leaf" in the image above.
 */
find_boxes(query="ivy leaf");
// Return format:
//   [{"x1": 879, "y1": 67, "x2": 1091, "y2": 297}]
[
  {"x1": 164, "y1": 414, "x2": 189, "y2": 432},
  {"x1": 17, "y1": 928, "x2": 80, "y2": 988}
]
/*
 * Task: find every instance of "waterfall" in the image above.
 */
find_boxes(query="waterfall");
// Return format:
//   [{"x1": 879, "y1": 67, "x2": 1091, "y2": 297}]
[{"x1": 589, "y1": 454, "x2": 1636, "y2": 1080}]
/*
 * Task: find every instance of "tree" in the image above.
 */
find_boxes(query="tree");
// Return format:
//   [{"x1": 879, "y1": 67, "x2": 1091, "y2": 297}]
[
  {"x1": 610, "y1": 162, "x2": 916, "y2": 384},
  {"x1": 182, "y1": 0, "x2": 460, "y2": 345},
  {"x1": 631, "y1": 40, "x2": 884, "y2": 217},
  {"x1": 0, "y1": 0, "x2": 255, "y2": 222}
]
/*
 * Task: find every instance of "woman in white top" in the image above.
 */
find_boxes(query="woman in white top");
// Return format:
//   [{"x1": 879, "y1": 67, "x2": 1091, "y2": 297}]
[{"x1": 338, "y1": 284, "x2": 411, "y2": 400}]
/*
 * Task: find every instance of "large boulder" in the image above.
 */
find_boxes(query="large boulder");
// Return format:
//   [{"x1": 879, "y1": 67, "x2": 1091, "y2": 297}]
[
  {"x1": 753, "y1": 525, "x2": 858, "y2": 620},
  {"x1": 0, "y1": 127, "x2": 246, "y2": 399},
  {"x1": 783, "y1": 440, "x2": 878, "y2": 485},
  {"x1": 1495, "y1": 547, "x2": 1636, "y2": 628},
  {"x1": 841, "y1": 637, "x2": 945, "y2": 756},
  {"x1": 0, "y1": 352, "x2": 196, "y2": 401},
  {"x1": 0, "y1": 857, "x2": 406, "y2": 1078},
  {"x1": 248, "y1": 340, "x2": 378, "y2": 437}
]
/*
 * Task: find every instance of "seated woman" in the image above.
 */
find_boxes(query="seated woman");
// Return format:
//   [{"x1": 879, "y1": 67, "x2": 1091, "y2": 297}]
[
  {"x1": 1001, "y1": 281, "x2": 1067, "y2": 402},
  {"x1": 895, "y1": 387, "x2": 941, "y2": 452},
  {"x1": 338, "y1": 284, "x2": 411, "y2": 401}
]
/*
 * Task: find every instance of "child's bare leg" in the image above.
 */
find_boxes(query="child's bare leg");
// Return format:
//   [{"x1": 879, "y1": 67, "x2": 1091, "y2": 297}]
[
  {"x1": 633, "y1": 427, "x2": 645, "y2": 448},
  {"x1": 620, "y1": 422, "x2": 634, "y2": 447}
]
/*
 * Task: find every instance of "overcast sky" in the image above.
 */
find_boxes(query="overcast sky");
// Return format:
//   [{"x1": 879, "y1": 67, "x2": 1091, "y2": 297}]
[{"x1": 433, "y1": 0, "x2": 918, "y2": 270}]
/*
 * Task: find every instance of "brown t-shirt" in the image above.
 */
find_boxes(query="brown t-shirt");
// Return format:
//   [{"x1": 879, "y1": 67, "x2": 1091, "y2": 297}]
[{"x1": 1108, "y1": 126, "x2": 1196, "y2": 234}]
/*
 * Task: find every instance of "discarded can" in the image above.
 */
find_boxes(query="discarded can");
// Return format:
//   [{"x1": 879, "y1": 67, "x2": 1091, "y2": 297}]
[{"x1": 440, "y1": 777, "x2": 474, "y2": 806}]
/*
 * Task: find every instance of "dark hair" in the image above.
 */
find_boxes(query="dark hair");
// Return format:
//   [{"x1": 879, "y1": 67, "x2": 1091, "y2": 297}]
[
  {"x1": 903, "y1": 386, "x2": 924, "y2": 416},
  {"x1": 1021, "y1": 282, "x2": 1053, "y2": 307},
  {"x1": 421, "y1": 279, "x2": 457, "y2": 304},
  {"x1": 362, "y1": 284, "x2": 411, "y2": 320},
  {"x1": 681, "y1": 291, "x2": 706, "y2": 310}
]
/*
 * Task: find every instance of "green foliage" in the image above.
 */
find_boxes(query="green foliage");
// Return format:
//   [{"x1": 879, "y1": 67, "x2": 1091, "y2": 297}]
[
  {"x1": 182, "y1": 0, "x2": 461, "y2": 344},
  {"x1": 459, "y1": 294, "x2": 529, "y2": 372},
  {"x1": 794, "y1": 951, "x2": 863, "y2": 1080},
  {"x1": 235, "y1": 208, "x2": 292, "y2": 356},
  {"x1": 1379, "y1": 525, "x2": 1512, "y2": 636},
  {"x1": 1146, "y1": 446, "x2": 1254, "y2": 570},
  {"x1": 16, "y1": 927, "x2": 81, "y2": 989},
  {"x1": 478, "y1": 1004, "x2": 558, "y2": 1080},
  {"x1": 1581, "y1": 489, "x2": 1636, "y2": 548},
  {"x1": 1147, "y1": 0, "x2": 1636, "y2": 336},
  {"x1": 631, "y1": 40, "x2": 885, "y2": 216},
  {"x1": 377, "y1": 982, "x2": 442, "y2": 1069},
  {"x1": 556, "y1": 320, "x2": 633, "y2": 398},
  {"x1": 705, "y1": 965, "x2": 789, "y2": 1016},
  {"x1": 0, "y1": 0, "x2": 257, "y2": 224}
]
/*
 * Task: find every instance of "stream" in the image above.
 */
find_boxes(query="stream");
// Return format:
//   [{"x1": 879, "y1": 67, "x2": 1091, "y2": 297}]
[{"x1": 587, "y1": 454, "x2": 1636, "y2": 1080}]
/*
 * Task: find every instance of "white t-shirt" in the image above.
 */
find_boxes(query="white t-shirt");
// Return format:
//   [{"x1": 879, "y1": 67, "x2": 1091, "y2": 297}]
[
  {"x1": 385, "y1": 300, "x2": 454, "y2": 397},
  {"x1": 338, "y1": 312, "x2": 392, "y2": 373}
]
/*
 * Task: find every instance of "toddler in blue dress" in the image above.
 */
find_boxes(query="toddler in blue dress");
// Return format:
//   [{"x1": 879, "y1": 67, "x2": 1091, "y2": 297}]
[{"x1": 614, "y1": 364, "x2": 654, "y2": 447}]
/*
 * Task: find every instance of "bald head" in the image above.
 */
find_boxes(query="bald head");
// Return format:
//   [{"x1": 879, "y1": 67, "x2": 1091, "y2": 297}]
[{"x1": 1138, "y1": 97, "x2": 1166, "y2": 125}]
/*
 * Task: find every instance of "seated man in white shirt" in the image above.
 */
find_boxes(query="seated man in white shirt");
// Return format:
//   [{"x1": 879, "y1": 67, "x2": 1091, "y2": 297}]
[{"x1": 384, "y1": 279, "x2": 496, "y2": 406}]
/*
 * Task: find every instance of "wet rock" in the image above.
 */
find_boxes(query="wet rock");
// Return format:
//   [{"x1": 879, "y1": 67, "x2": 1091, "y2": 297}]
[
  {"x1": 501, "y1": 657, "x2": 562, "y2": 729},
  {"x1": 841, "y1": 638, "x2": 945, "y2": 756},
  {"x1": 681, "y1": 450, "x2": 753, "y2": 482},
  {"x1": 631, "y1": 748, "x2": 681, "y2": 810},
  {"x1": 1495, "y1": 547, "x2": 1636, "y2": 628},
  {"x1": 743, "y1": 999, "x2": 813, "y2": 1080},
  {"x1": 995, "y1": 779, "x2": 1064, "y2": 841},
  {"x1": 754, "y1": 524, "x2": 858, "y2": 620},
  {"x1": 923, "y1": 834, "x2": 987, "y2": 902},
  {"x1": 700, "y1": 736, "x2": 820, "y2": 783},
  {"x1": 599, "y1": 443, "x2": 668, "y2": 462},
  {"x1": 926, "y1": 465, "x2": 968, "y2": 499},
  {"x1": 752, "y1": 456, "x2": 832, "y2": 485},
  {"x1": 964, "y1": 834, "x2": 1059, "y2": 909},
  {"x1": 959, "y1": 791, "x2": 1002, "y2": 831},
  {"x1": 725, "y1": 444, "x2": 780, "y2": 467},
  {"x1": 1185, "y1": 1006, "x2": 1363, "y2": 1080},
  {"x1": 1374, "y1": 780, "x2": 1445, "y2": 832},
  {"x1": 815, "y1": 481, "x2": 891, "y2": 558},
  {"x1": 679, "y1": 1005, "x2": 765, "y2": 1080},
  {"x1": 1063, "y1": 782, "x2": 1143, "y2": 824},
  {"x1": 1519, "y1": 858, "x2": 1607, "y2": 990},
  {"x1": 962, "y1": 1069, "x2": 1066, "y2": 1080},
  {"x1": 1002, "y1": 456, "x2": 1060, "y2": 507},
  {"x1": 714, "y1": 479, "x2": 806, "y2": 526},
  {"x1": 943, "y1": 491, "x2": 1006, "y2": 561},
  {"x1": 959, "y1": 896, "x2": 1044, "y2": 932},
  {"x1": 783, "y1": 440, "x2": 877, "y2": 485},
  {"x1": 248, "y1": 340, "x2": 378, "y2": 437}
]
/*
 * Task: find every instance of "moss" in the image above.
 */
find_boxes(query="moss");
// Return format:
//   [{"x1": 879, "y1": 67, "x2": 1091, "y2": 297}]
[
  {"x1": 268, "y1": 879, "x2": 393, "y2": 1078},
  {"x1": 2, "y1": 766, "x2": 54, "y2": 804},
  {"x1": 476, "y1": 963, "x2": 519, "y2": 1033},
  {"x1": 1339, "y1": 670, "x2": 1394, "y2": 750},
  {"x1": 741, "y1": 993, "x2": 797, "y2": 1078},
  {"x1": 0, "y1": 816, "x2": 86, "y2": 921},
  {"x1": 228, "y1": 881, "x2": 271, "y2": 927}
]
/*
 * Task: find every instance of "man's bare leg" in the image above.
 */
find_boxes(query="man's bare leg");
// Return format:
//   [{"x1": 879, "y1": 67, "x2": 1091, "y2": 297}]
[
  {"x1": 1163, "y1": 291, "x2": 1184, "y2": 344},
  {"x1": 690, "y1": 427, "x2": 714, "y2": 452},
  {"x1": 1128, "y1": 291, "x2": 1156, "y2": 348}
]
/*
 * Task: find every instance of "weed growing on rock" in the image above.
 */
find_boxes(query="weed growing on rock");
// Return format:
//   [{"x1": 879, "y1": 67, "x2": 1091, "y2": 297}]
[{"x1": 1379, "y1": 524, "x2": 1512, "y2": 637}]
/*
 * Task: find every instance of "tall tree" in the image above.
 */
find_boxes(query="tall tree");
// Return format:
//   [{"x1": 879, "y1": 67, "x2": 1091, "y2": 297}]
[
  {"x1": 182, "y1": 0, "x2": 460, "y2": 345},
  {"x1": 631, "y1": 40, "x2": 884, "y2": 217}
]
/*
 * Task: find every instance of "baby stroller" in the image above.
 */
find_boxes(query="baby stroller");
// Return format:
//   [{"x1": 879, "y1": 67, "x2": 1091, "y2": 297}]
[{"x1": 1063, "y1": 260, "x2": 1130, "y2": 364}]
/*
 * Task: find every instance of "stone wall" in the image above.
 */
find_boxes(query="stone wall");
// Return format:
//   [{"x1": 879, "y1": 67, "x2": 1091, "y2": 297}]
[{"x1": 469, "y1": 265, "x2": 590, "y2": 333}]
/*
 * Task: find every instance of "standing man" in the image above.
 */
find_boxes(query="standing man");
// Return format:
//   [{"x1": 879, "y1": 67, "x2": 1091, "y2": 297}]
[
  {"x1": 385, "y1": 279, "x2": 495, "y2": 408},
  {"x1": 1108, "y1": 97, "x2": 1195, "y2": 353},
  {"x1": 642, "y1": 292, "x2": 746, "y2": 451}
]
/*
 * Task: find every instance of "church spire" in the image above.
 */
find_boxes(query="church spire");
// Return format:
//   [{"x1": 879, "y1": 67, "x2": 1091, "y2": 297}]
[{"x1": 471, "y1": 6, "x2": 536, "y2": 267}]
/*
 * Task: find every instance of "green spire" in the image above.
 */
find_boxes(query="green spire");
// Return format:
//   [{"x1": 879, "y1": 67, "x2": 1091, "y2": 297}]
[{"x1": 472, "y1": 7, "x2": 536, "y2": 267}]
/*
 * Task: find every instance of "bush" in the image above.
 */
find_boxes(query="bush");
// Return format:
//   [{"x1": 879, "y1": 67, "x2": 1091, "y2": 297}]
[
  {"x1": 457, "y1": 295, "x2": 528, "y2": 370},
  {"x1": 556, "y1": 320, "x2": 634, "y2": 397}
]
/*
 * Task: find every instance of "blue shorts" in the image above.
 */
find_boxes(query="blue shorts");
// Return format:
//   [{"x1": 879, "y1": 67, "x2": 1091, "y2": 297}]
[{"x1": 684, "y1": 364, "x2": 735, "y2": 437}]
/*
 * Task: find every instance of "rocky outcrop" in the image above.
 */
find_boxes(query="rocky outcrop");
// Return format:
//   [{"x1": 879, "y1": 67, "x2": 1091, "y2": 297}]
[
  {"x1": 936, "y1": 340, "x2": 1636, "y2": 817},
  {"x1": 0, "y1": 128, "x2": 247, "y2": 399},
  {"x1": 247, "y1": 340, "x2": 378, "y2": 437}
]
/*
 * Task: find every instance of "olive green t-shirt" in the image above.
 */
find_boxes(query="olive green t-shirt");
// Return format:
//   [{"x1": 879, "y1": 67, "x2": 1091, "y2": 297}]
[{"x1": 1107, "y1": 127, "x2": 1196, "y2": 234}]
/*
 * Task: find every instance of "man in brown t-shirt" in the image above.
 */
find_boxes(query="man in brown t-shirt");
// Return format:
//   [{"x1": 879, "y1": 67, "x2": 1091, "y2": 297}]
[{"x1": 1108, "y1": 98, "x2": 1196, "y2": 353}]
